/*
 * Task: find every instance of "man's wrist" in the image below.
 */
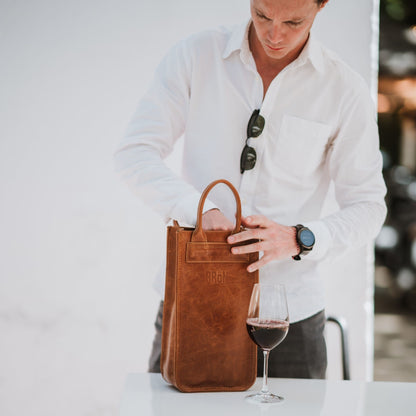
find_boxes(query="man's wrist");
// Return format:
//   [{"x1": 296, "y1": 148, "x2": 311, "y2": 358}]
[{"x1": 291, "y1": 226, "x2": 301, "y2": 258}]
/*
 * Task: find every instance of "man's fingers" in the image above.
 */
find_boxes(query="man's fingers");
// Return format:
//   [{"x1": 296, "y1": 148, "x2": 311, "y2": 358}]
[
  {"x1": 231, "y1": 240, "x2": 267, "y2": 255},
  {"x1": 242, "y1": 215, "x2": 271, "y2": 228},
  {"x1": 202, "y1": 209, "x2": 234, "y2": 230},
  {"x1": 211, "y1": 224, "x2": 234, "y2": 231},
  {"x1": 228, "y1": 230, "x2": 249, "y2": 244},
  {"x1": 247, "y1": 255, "x2": 270, "y2": 273},
  {"x1": 227, "y1": 217, "x2": 297, "y2": 269},
  {"x1": 227, "y1": 216, "x2": 271, "y2": 245},
  {"x1": 227, "y1": 228, "x2": 264, "y2": 244}
]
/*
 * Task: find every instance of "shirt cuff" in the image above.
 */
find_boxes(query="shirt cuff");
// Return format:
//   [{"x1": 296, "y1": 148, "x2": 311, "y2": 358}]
[
  {"x1": 302, "y1": 220, "x2": 332, "y2": 261},
  {"x1": 169, "y1": 193, "x2": 218, "y2": 227}
]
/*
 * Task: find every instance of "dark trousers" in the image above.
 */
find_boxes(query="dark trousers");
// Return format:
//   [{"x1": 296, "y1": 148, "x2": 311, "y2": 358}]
[{"x1": 148, "y1": 301, "x2": 327, "y2": 379}]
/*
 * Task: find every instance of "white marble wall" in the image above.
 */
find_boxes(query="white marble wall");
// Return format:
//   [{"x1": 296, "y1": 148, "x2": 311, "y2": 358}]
[{"x1": 0, "y1": 1, "x2": 378, "y2": 415}]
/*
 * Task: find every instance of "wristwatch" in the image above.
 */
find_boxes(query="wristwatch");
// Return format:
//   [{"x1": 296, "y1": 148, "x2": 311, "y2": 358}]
[{"x1": 292, "y1": 224, "x2": 315, "y2": 261}]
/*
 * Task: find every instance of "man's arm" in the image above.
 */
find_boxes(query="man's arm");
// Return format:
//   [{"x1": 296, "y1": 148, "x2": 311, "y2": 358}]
[
  {"x1": 307, "y1": 80, "x2": 387, "y2": 259},
  {"x1": 114, "y1": 40, "x2": 217, "y2": 225}
]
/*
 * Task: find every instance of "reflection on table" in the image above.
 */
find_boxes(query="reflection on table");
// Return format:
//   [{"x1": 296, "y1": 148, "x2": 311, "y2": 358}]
[{"x1": 120, "y1": 373, "x2": 416, "y2": 416}]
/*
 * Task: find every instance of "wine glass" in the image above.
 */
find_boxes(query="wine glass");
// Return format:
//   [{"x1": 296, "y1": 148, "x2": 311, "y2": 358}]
[{"x1": 245, "y1": 283, "x2": 289, "y2": 404}]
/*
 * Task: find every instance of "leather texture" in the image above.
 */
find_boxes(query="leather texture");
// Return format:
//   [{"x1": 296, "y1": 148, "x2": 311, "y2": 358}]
[{"x1": 160, "y1": 179, "x2": 259, "y2": 392}]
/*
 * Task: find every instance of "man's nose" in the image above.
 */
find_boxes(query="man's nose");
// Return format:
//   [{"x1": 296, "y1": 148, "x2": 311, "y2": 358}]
[{"x1": 268, "y1": 23, "x2": 284, "y2": 44}]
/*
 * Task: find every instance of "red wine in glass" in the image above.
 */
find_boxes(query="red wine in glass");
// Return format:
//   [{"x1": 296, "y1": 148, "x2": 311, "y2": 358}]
[
  {"x1": 245, "y1": 283, "x2": 289, "y2": 404},
  {"x1": 246, "y1": 318, "x2": 289, "y2": 351}
]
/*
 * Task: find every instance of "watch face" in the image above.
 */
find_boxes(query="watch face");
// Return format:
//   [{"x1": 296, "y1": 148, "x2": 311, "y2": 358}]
[{"x1": 299, "y1": 229, "x2": 315, "y2": 248}]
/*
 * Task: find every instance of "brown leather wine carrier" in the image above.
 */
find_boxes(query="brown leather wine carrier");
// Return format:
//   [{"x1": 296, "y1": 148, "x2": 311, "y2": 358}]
[{"x1": 160, "y1": 179, "x2": 259, "y2": 392}]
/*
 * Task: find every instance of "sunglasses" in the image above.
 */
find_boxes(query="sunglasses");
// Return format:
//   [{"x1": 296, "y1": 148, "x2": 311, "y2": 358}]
[{"x1": 240, "y1": 109, "x2": 265, "y2": 174}]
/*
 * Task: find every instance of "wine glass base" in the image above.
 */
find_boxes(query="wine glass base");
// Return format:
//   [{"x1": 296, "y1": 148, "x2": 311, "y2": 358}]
[{"x1": 245, "y1": 392, "x2": 284, "y2": 404}]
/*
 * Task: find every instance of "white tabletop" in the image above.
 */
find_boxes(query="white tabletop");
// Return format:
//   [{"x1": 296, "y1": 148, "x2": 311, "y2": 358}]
[{"x1": 120, "y1": 373, "x2": 416, "y2": 416}]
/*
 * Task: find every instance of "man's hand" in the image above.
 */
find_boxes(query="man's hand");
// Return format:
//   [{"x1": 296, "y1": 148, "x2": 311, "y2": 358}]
[
  {"x1": 202, "y1": 208, "x2": 234, "y2": 231},
  {"x1": 227, "y1": 215, "x2": 299, "y2": 272}
]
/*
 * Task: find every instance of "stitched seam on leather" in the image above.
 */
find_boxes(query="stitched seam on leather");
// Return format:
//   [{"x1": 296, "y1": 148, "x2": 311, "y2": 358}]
[{"x1": 186, "y1": 242, "x2": 250, "y2": 263}]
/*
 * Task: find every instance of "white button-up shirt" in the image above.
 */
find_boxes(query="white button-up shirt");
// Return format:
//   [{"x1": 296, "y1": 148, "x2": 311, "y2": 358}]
[{"x1": 114, "y1": 21, "x2": 387, "y2": 322}]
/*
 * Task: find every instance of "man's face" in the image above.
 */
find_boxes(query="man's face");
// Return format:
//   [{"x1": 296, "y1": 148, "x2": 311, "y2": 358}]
[{"x1": 250, "y1": 0, "x2": 326, "y2": 63}]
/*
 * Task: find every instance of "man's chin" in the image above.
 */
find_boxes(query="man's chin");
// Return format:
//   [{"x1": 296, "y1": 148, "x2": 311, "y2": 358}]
[{"x1": 263, "y1": 45, "x2": 287, "y2": 59}]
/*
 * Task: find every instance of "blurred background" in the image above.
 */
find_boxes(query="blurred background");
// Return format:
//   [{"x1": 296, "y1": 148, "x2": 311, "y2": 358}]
[{"x1": 374, "y1": 0, "x2": 416, "y2": 382}]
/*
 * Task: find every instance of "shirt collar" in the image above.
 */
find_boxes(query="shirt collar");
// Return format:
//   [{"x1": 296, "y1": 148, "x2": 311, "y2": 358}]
[
  {"x1": 294, "y1": 34, "x2": 325, "y2": 73},
  {"x1": 222, "y1": 19, "x2": 325, "y2": 74},
  {"x1": 222, "y1": 19, "x2": 251, "y2": 60}
]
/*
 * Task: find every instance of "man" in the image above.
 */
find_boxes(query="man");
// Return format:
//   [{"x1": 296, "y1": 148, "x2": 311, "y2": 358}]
[{"x1": 114, "y1": 0, "x2": 386, "y2": 378}]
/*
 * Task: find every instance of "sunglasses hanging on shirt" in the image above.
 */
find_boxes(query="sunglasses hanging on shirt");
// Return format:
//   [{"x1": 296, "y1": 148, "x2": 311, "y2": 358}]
[{"x1": 240, "y1": 109, "x2": 265, "y2": 174}]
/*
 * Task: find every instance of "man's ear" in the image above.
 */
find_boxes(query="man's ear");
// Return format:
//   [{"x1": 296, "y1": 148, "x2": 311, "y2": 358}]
[{"x1": 319, "y1": 0, "x2": 329, "y2": 11}]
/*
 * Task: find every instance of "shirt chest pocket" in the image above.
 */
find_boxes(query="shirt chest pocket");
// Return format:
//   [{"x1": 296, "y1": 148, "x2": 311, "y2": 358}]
[{"x1": 273, "y1": 115, "x2": 332, "y2": 181}]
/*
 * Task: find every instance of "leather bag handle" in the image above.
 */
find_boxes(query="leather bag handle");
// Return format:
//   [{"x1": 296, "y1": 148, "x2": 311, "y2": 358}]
[{"x1": 192, "y1": 179, "x2": 242, "y2": 242}]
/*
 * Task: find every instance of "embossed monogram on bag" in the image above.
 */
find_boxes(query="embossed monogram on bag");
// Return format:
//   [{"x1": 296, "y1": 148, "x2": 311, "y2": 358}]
[{"x1": 206, "y1": 270, "x2": 227, "y2": 284}]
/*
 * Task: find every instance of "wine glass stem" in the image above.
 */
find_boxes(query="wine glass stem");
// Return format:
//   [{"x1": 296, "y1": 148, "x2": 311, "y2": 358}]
[{"x1": 261, "y1": 350, "x2": 270, "y2": 395}]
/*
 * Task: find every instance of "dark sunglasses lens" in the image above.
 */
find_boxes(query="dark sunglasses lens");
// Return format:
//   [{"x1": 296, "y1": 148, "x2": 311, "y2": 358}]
[
  {"x1": 240, "y1": 145, "x2": 257, "y2": 173},
  {"x1": 247, "y1": 112, "x2": 265, "y2": 138}
]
